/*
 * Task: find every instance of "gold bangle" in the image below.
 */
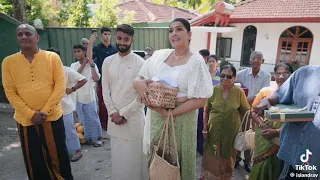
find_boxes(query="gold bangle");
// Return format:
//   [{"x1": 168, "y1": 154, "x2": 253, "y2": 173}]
[{"x1": 258, "y1": 122, "x2": 264, "y2": 127}]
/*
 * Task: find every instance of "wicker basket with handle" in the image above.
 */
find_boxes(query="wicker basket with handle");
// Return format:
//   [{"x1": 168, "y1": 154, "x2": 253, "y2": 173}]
[
  {"x1": 150, "y1": 110, "x2": 181, "y2": 180},
  {"x1": 148, "y1": 82, "x2": 179, "y2": 109}
]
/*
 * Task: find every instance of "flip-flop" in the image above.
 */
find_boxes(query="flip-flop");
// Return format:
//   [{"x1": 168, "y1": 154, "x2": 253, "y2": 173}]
[
  {"x1": 70, "y1": 152, "x2": 83, "y2": 162},
  {"x1": 94, "y1": 140, "x2": 103, "y2": 147}
]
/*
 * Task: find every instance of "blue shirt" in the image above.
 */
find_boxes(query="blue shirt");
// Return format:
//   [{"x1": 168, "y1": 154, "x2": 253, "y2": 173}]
[
  {"x1": 276, "y1": 65, "x2": 320, "y2": 173},
  {"x1": 93, "y1": 43, "x2": 118, "y2": 74},
  {"x1": 235, "y1": 68, "x2": 271, "y2": 98}
]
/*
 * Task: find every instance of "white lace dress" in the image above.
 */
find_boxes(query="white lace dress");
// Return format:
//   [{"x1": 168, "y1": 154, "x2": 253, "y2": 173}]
[{"x1": 139, "y1": 49, "x2": 213, "y2": 179}]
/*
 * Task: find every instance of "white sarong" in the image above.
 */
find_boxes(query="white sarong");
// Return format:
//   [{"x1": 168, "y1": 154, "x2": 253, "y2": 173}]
[{"x1": 110, "y1": 136, "x2": 148, "y2": 180}]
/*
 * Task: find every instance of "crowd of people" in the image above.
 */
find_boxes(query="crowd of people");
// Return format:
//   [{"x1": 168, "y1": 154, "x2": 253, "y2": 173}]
[{"x1": 2, "y1": 17, "x2": 320, "y2": 180}]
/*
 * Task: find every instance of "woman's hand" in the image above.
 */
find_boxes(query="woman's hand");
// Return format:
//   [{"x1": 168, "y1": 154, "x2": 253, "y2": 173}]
[
  {"x1": 252, "y1": 98, "x2": 271, "y2": 117},
  {"x1": 261, "y1": 126, "x2": 279, "y2": 140},
  {"x1": 134, "y1": 78, "x2": 153, "y2": 106},
  {"x1": 147, "y1": 106, "x2": 168, "y2": 117}
]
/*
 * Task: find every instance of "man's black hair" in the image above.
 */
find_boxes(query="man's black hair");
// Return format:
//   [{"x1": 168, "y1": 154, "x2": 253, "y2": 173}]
[
  {"x1": 116, "y1": 24, "x2": 134, "y2": 37},
  {"x1": 73, "y1": 44, "x2": 87, "y2": 51},
  {"x1": 46, "y1": 47, "x2": 60, "y2": 56},
  {"x1": 101, "y1": 27, "x2": 111, "y2": 34},
  {"x1": 199, "y1": 49, "x2": 210, "y2": 56}
]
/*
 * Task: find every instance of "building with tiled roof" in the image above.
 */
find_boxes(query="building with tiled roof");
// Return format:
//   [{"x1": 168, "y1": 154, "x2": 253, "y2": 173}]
[
  {"x1": 230, "y1": 0, "x2": 320, "y2": 22},
  {"x1": 189, "y1": 0, "x2": 320, "y2": 72},
  {"x1": 117, "y1": 0, "x2": 198, "y2": 24}
]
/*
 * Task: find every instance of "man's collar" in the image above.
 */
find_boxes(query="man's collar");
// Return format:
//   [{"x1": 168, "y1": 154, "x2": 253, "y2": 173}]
[
  {"x1": 248, "y1": 68, "x2": 263, "y2": 77},
  {"x1": 117, "y1": 51, "x2": 133, "y2": 58},
  {"x1": 99, "y1": 42, "x2": 111, "y2": 48}
]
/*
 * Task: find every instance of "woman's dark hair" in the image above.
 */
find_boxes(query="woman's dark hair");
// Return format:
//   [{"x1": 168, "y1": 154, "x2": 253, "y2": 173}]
[
  {"x1": 100, "y1": 27, "x2": 111, "y2": 34},
  {"x1": 220, "y1": 64, "x2": 237, "y2": 76},
  {"x1": 274, "y1": 62, "x2": 294, "y2": 74},
  {"x1": 46, "y1": 47, "x2": 60, "y2": 56},
  {"x1": 169, "y1": 18, "x2": 191, "y2": 32},
  {"x1": 208, "y1": 55, "x2": 218, "y2": 62},
  {"x1": 116, "y1": 24, "x2": 134, "y2": 37}
]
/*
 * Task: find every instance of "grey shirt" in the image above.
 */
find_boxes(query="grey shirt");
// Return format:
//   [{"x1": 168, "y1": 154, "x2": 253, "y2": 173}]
[
  {"x1": 235, "y1": 68, "x2": 271, "y2": 98},
  {"x1": 276, "y1": 65, "x2": 320, "y2": 174}
]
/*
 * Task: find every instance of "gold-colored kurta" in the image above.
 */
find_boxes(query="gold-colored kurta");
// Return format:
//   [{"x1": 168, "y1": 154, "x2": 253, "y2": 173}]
[{"x1": 204, "y1": 85, "x2": 250, "y2": 159}]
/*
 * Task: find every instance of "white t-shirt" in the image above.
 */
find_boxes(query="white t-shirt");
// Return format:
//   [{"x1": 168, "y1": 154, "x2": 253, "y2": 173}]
[
  {"x1": 70, "y1": 62, "x2": 100, "y2": 104},
  {"x1": 62, "y1": 66, "x2": 86, "y2": 115}
]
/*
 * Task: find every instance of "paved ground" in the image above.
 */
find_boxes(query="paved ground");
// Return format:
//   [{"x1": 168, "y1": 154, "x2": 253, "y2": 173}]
[{"x1": 0, "y1": 103, "x2": 248, "y2": 180}]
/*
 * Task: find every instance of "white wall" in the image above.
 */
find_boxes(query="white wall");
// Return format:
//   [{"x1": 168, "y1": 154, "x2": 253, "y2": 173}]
[
  {"x1": 223, "y1": 23, "x2": 320, "y2": 72},
  {"x1": 209, "y1": 33, "x2": 217, "y2": 54},
  {"x1": 190, "y1": 31, "x2": 208, "y2": 52}
]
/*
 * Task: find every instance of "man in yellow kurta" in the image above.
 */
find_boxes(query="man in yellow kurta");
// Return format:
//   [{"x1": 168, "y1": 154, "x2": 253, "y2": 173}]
[{"x1": 2, "y1": 24, "x2": 72, "y2": 180}]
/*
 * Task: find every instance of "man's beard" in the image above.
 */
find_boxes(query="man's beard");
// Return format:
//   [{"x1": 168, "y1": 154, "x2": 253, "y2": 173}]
[{"x1": 116, "y1": 44, "x2": 131, "y2": 53}]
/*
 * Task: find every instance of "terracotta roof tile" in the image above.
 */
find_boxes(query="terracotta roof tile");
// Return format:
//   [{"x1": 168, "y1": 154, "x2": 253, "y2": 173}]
[
  {"x1": 117, "y1": 0, "x2": 198, "y2": 23},
  {"x1": 231, "y1": 0, "x2": 320, "y2": 19}
]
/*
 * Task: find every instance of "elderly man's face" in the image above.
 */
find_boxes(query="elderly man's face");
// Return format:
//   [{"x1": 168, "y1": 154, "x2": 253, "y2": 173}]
[
  {"x1": 250, "y1": 56, "x2": 264, "y2": 69},
  {"x1": 16, "y1": 25, "x2": 39, "y2": 50},
  {"x1": 82, "y1": 39, "x2": 89, "y2": 48}
]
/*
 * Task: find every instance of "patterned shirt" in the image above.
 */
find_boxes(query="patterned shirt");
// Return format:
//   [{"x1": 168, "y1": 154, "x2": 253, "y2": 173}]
[{"x1": 275, "y1": 65, "x2": 320, "y2": 174}]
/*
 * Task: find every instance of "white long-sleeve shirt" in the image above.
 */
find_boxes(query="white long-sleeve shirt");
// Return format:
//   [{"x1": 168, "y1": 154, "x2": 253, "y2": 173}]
[
  {"x1": 102, "y1": 51, "x2": 145, "y2": 140},
  {"x1": 61, "y1": 66, "x2": 86, "y2": 115}
]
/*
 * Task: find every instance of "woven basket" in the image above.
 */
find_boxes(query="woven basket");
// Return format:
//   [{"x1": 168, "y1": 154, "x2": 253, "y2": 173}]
[
  {"x1": 150, "y1": 111, "x2": 181, "y2": 180},
  {"x1": 148, "y1": 82, "x2": 179, "y2": 109}
]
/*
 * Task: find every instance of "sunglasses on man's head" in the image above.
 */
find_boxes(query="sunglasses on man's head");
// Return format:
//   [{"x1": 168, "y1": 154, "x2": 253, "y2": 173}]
[{"x1": 220, "y1": 74, "x2": 233, "y2": 79}]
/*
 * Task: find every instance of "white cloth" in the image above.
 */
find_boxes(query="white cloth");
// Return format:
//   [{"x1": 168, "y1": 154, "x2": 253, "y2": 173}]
[
  {"x1": 139, "y1": 49, "x2": 213, "y2": 99},
  {"x1": 235, "y1": 68, "x2": 271, "y2": 98},
  {"x1": 70, "y1": 62, "x2": 100, "y2": 104},
  {"x1": 139, "y1": 49, "x2": 213, "y2": 155},
  {"x1": 110, "y1": 136, "x2": 148, "y2": 180},
  {"x1": 61, "y1": 66, "x2": 86, "y2": 115},
  {"x1": 102, "y1": 51, "x2": 145, "y2": 140}
]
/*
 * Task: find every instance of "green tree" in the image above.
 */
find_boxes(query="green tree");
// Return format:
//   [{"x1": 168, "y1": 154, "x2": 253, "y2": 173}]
[
  {"x1": 89, "y1": 0, "x2": 136, "y2": 27},
  {"x1": 152, "y1": 0, "x2": 178, "y2": 6},
  {"x1": 187, "y1": 0, "x2": 201, "y2": 9},
  {"x1": 67, "y1": 0, "x2": 90, "y2": 27},
  {"x1": 89, "y1": 0, "x2": 117, "y2": 27},
  {"x1": 0, "y1": 0, "x2": 13, "y2": 15},
  {"x1": 55, "y1": 1, "x2": 72, "y2": 26},
  {"x1": 25, "y1": 0, "x2": 50, "y2": 26}
]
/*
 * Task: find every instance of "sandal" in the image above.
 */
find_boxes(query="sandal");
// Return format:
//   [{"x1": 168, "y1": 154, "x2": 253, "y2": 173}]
[
  {"x1": 94, "y1": 140, "x2": 103, "y2": 147},
  {"x1": 70, "y1": 151, "x2": 83, "y2": 162}
]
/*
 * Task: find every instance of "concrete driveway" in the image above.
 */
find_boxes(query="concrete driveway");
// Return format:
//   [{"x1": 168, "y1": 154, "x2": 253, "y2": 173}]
[{"x1": 0, "y1": 103, "x2": 248, "y2": 180}]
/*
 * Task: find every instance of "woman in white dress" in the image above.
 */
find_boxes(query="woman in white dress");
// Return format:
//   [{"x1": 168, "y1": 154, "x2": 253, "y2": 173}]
[{"x1": 133, "y1": 18, "x2": 213, "y2": 180}]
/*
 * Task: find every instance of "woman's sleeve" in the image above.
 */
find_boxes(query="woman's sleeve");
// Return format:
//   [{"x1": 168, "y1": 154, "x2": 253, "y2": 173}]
[
  {"x1": 205, "y1": 87, "x2": 215, "y2": 110},
  {"x1": 252, "y1": 89, "x2": 265, "y2": 108},
  {"x1": 187, "y1": 55, "x2": 213, "y2": 99},
  {"x1": 139, "y1": 51, "x2": 158, "y2": 79},
  {"x1": 239, "y1": 89, "x2": 251, "y2": 115}
]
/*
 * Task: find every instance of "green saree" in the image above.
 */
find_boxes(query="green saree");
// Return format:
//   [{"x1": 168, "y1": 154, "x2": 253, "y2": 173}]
[
  {"x1": 249, "y1": 121, "x2": 282, "y2": 180},
  {"x1": 148, "y1": 109, "x2": 198, "y2": 180}
]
